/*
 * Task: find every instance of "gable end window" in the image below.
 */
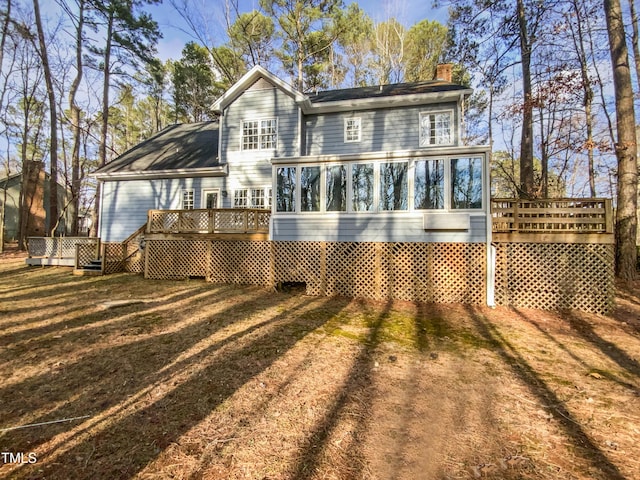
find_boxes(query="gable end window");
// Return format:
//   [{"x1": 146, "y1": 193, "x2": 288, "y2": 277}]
[
  {"x1": 419, "y1": 111, "x2": 453, "y2": 147},
  {"x1": 242, "y1": 118, "x2": 277, "y2": 150},
  {"x1": 344, "y1": 118, "x2": 361, "y2": 142}
]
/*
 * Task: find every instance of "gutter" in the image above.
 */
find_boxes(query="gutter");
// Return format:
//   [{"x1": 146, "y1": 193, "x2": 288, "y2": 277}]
[{"x1": 93, "y1": 165, "x2": 229, "y2": 181}]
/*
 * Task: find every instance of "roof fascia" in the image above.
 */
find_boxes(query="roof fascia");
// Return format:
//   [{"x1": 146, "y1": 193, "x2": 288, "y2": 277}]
[
  {"x1": 212, "y1": 65, "x2": 305, "y2": 113},
  {"x1": 298, "y1": 88, "x2": 473, "y2": 114},
  {"x1": 270, "y1": 145, "x2": 491, "y2": 164},
  {"x1": 93, "y1": 165, "x2": 228, "y2": 181}
]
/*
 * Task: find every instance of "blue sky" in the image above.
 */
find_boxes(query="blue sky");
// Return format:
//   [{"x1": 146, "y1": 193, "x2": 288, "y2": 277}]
[{"x1": 149, "y1": 0, "x2": 449, "y2": 61}]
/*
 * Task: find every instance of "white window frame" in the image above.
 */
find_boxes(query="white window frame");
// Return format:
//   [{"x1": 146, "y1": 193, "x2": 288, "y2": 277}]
[
  {"x1": 271, "y1": 154, "x2": 486, "y2": 215},
  {"x1": 181, "y1": 189, "x2": 194, "y2": 210},
  {"x1": 241, "y1": 118, "x2": 278, "y2": 151},
  {"x1": 251, "y1": 187, "x2": 272, "y2": 209},
  {"x1": 344, "y1": 117, "x2": 361, "y2": 143},
  {"x1": 201, "y1": 188, "x2": 220, "y2": 209},
  {"x1": 234, "y1": 189, "x2": 248, "y2": 208},
  {"x1": 419, "y1": 110, "x2": 454, "y2": 147}
]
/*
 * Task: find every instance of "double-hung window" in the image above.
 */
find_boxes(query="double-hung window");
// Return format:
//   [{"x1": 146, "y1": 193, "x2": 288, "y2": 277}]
[
  {"x1": 234, "y1": 189, "x2": 248, "y2": 208},
  {"x1": 242, "y1": 118, "x2": 277, "y2": 150},
  {"x1": 344, "y1": 118, "x2": 361, "y2": 142},
  {"x1": 182, "y1": 190, "x2": 194, "y2": 210},
  {"x1": 419, "y1": 111, "x2": 453, "y2": 146}
]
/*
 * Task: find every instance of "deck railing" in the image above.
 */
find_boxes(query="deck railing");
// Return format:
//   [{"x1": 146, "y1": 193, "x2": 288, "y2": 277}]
[
  {"x1": 28, "y1": 236, "x2": 99, "y2": 260},
  {"x1": 147, "y1": 208, "x2": 271, "y2": 234},
  {"x1": 491, "y1": 198, "x2": 613, "y2": 234}
]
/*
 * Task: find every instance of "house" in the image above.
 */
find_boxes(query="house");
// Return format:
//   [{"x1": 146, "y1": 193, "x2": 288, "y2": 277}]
[
  {"x1": 95, "y1": 65, "x2": 490, "y2": 245},
  {"x1": 1, "y1": 161, "x2": 73, "y2": 242},
  {"x1": 93, "y1": 65, "x2": 494, "y2": 306}
]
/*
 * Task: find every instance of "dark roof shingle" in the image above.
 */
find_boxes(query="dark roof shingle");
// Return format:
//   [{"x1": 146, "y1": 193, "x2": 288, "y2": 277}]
[
  {"x1": 307, "y1": 81, "x2": 468, "y2": 104},
  {"x1": 95, "y1": 122, "x2": 219, "y2": 174}
]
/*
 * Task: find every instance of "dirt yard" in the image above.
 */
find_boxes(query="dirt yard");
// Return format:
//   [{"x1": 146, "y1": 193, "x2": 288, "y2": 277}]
[{"x1": 1, "y1": 251, "x2": 639, "y2": 480}]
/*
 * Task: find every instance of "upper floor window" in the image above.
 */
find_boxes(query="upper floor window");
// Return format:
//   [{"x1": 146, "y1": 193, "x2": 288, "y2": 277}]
[
  {"x1": 344, "y1": 117, "x2": 361, "y2": 143},
  {"x1": 242, "y1": 118, "x2": 277, "y2": 150},
  {"x1": 182, "y1": 189, "x2": 194, "y2": 210},
  {"x1": 419, "y1": 111, "x2": 453, "y2": 147}
]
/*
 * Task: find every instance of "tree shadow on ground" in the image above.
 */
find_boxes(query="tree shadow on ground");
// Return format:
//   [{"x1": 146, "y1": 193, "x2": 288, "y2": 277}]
[
  {"x1": 289, "y1": 299, "x2": 392, "y2": 479},
  {"x1": 4, "y1": 291, "x2": 351, "y2": 480},
  {"x1": 512, "y1": 308, "x2": 639, "y2": 392},
  {"x1": 465, "y1": 305, "x2": 627, "y2": 480}
]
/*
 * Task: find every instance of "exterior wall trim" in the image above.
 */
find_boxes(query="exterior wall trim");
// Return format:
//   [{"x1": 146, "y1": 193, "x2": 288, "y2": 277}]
[
  {"x1": 271, "y1": 145, "x2": 490, "y2": 165},
  {"x1": 94, "y1": 165, "x2": 228, "y2": 181}
]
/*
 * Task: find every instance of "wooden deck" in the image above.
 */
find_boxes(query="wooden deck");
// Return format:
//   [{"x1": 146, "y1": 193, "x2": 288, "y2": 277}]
[
  {"x1": 491, "y1": 198, "x2": 614, "y2": 244},
  {"x1": 146, "y1": 208, "x2": 270, "y2": 237}
]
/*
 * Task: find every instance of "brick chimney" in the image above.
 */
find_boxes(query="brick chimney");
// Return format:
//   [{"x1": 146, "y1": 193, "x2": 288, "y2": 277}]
[{"x1": 435, "y1": 63, "x2": 453, "y2": 83}]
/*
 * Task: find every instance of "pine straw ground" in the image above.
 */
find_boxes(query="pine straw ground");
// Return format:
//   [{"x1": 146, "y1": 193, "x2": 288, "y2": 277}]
[{"x1": 0, "y1": 251, "x2": 639, "y2": 480}]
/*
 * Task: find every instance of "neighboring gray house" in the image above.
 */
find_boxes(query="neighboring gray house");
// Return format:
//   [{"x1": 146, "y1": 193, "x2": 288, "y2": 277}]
[
  {"x1": 1, "y1": 164, "x2": 73, "y2": 242},
  {"x1": 94, "y1": 65, "x2": 490, "y2": 245}
]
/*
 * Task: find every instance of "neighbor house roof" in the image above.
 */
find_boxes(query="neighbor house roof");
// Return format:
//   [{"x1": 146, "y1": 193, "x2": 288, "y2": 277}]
[{"x1": 93, "y1": 121, "x2": 227, "y2": 180}]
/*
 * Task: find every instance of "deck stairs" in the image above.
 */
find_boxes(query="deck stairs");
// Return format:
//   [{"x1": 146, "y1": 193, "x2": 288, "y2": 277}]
[{"x1": 73, "y1": 258, "x2": 104, "y2": 276}]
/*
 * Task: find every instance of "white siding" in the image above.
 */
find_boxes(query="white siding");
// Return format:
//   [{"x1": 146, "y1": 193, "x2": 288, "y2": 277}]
[
  {"x1": 305, "y1": 103, "x2": 460, "y2": 156},
  {"x1": 99, "y1": 177, "x2": 227, "y2": 242},
  {"x1": 222, "y1": 84, "x2": 300, "y2": 161}
]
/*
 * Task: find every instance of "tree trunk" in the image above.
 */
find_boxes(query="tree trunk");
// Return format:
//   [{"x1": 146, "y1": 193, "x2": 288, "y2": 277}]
[
  {"x1": 33, "y1": 0, "x2": 59, "y2": 236},
  {"x1": 604, "y1": 0, "x2": 638, "y2": 280},
  {"x1": 92, "y1": 8, "x2": 114, "y2": 237},
  {"x1": 517, "y1": 0, "x2": 534, "y2": 198},
  {"x1": 68, "y1": 0, "x2": 85, "y2": 236}
]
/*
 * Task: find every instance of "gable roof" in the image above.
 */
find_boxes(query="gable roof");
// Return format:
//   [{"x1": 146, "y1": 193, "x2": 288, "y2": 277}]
[
  {"x1": 93, "y1": 122, "x2": 226, "y2": 180},
  {"x1": 212, "y1": 65, "x2": 306, "y2": 113}
]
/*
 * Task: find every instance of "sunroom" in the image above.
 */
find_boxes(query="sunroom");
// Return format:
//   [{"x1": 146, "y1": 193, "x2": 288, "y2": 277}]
[{"x1": 270, "y1": 145, "x2": 491, "y2": 243}]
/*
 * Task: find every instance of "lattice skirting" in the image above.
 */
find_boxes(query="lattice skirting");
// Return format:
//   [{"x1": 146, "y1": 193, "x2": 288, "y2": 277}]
[
  {"x1": 494, "y1": 242, "x2": 614, "y2": 314},
  {"x1": 143, "y1": 240, "x2": 487, "y2": 305}
]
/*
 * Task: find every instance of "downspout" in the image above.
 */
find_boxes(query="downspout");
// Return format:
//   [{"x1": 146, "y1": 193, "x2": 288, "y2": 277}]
[
  {"x1": 97, "y1": 178, "x2": 105, "y2": 240},
  {"x1": 485, "y1": 150, "x2": 496, "y2": 307}
]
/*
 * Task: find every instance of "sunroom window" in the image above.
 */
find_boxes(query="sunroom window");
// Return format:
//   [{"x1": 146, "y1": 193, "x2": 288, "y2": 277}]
[
  {"x1": 300, "y1": 166, "x2": 321, "y2": 212},
  {"x1": 326, "y1": 165, "x2": 347, "y2": 211},
  {"x1": 419, "y1": 111, "x2": 453, "y2": 146},
  {"x1": 415, "y1": 159, "x2": 445, "y2": 209},
  {"x1": 352, "y1": 163, "x2": 374, "y2": 212},
  {"x1": 379, "y1": 162, "x2": 408, "y2": 211},
  {"x1": 276, "y1": 167, "x2": 296, "y2": 212},
  {"x1": 451, "y1": 157, "x2": 483, "y2": 209},
  {"x1": 273, "y1": 156, "x2": 483, "y2": 214}
]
